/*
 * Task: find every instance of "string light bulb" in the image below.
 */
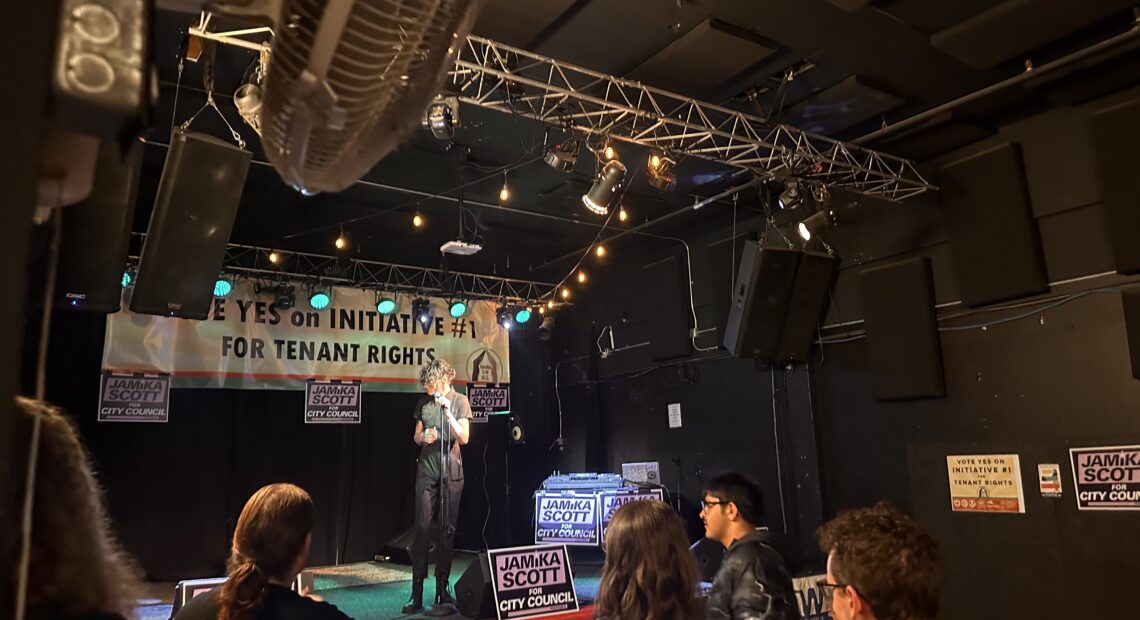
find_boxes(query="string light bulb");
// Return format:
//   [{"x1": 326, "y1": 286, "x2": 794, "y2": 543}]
[
  {"x1": 603, "y1": 144, "x2": 615, "y2": 160},
  {"x1": 335, "y1": 231, "x2": 347, "y2": 250},
  {"x1": 619, "y1": 207, "x2": 628, "y2": 222},
  {"x1": 595, "y1": 245, "x2": 606, "y2": 257},
  {"x1": 561, "y1": 287, "x2": 570, "y2": 300},
  {"x1": 413, "y1": 212, "x2": 424, "y2": 228},
  {"x1": 269, "y1": 251, "x2": 280, "y2": 264},
  {"x1": 577, "y1": 271, "x2": 587, "y2": 283},
  {"x1": 547, "y1": 300, "x2": 554, "y2": 309},
  {"x1": 499, "y1": 171, "x2": 510, "y2": 202}
]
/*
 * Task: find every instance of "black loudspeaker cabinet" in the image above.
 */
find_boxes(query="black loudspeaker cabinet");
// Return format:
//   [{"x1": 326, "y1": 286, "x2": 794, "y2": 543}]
[
  {"x1": 456, "y1": 552, "x2": 496, "y2": 619},
  {"x1": 860, "y1": 256, "x2": 946, "y2": 401},
  {"x1": 938, "y1": 142, "x2": 1048, "y2": 306},
  {"x1": 722, "y1": 243, "x2": 838, "y2": 361},
  {"x1": 1122, "y1": 287, "x2": 1140, "y2": 380},
  {"x1": 131, "y1": 130, "x2": 250, "y2": 319},
  {"x1": 57, "y1": 140, "x2": 144, "y2": 312},
  {"x1": 1089, "y1": 97, "x2": 1140, "y2": 275},
  {"x1": 378, "y1": 526, "x2": 436, "y2": 565}
]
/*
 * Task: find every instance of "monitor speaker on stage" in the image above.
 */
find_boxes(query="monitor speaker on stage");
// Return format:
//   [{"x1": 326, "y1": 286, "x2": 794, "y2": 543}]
[
  {"x1": 722, "y1": 242, "x2": 838, "y2": 361},
  {"x1": 56, "y1": 140, "x2": 144, "y2": 312},
  {"x1": 377, "y1": 526, "x2": 436, "y2": 565},
  {"x1": 130, "y1": 130, "x2": 250, "y2": 319},
  {"x1": 456, "y1": 552, "x2": 496, "y2": 619}
]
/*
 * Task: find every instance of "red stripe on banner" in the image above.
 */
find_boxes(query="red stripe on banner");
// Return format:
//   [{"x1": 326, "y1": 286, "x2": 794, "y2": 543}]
[{"x1": 101, "y1": 369, "x2": 425, "y2": 384}]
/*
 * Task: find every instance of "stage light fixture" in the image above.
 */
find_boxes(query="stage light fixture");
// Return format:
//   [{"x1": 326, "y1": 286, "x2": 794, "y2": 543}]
[
  {"x1": 515, "y1": 307, "x2": 532, "y2": 324},
  {"x1": 422, "y1": 96, "x2": 458, "y2": 140},
  {"x1": 798, "y1": 209, "x2": 838, "y2": 243},
  {"x1": 121, "y1": 268, "x2": 133, "y2": 288},
  {"x1": 274, "y1": 284, "x2": 296, "y2": 310},
  {"x1": 308, "y1": 284, "x2": 332, "y2": 310},
  {"x1": 582, "y1": 160, "x2": 626, "y2": 215},
  {"x1": 544, "y1": 139, "x2": 579, "y2": 172},
  {"x1": 538, "y1": 315, "x2": 556, "y2": 342},
  {"x1": 412, "y1": 298, "x2": 433, "y2": 325},
  {"x1": 496, "y1": 306, "x2": 513, "y2": 330},
  {"x1": 377, "y1": 295, "x2": 398, "y2": 315},
  {"x1": 413, "y1": 213, "x2": 424, "y2": 228},
  {"x1": 214, "y1": 277, "x2": 233, "y2": 297},
  {"x1": 449, "y1": 300, "x2": 468, "y2": 318},
  {"x1": 646, "y1": 149, "x2": 676, "y2": 192},
  {"x1": 779, "y1": 179, "x2": 803, "y2": 209}
]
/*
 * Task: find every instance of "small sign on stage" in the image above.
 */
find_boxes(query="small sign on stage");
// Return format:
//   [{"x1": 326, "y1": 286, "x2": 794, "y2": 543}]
[
  {"x1": 488, "y1": 544, "x2": 578, "y2": 620},
  {"x1": 1070, "y1": 444, "x2": 1140, "y2": 511},
  {"x1": 599, "y1": 488, "x2": 663, "y2": 543},
  {"x1": 98, "y1": 372, "x2": 170, "y2": 422},
  {"x1": 304, "y1": 380, "x2": 361, "y2": 424},
  {"x1": 467, "y1": 383, "x2": 510, "y2": 423},
  {"x1": 534, "y1": 493, "x2": 599, "y2": 546}
]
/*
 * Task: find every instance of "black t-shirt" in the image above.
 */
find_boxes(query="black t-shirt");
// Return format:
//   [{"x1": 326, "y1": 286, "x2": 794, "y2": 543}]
[
  {"x1": 413, "y1": 390, "x2": 473, "y2": 481},
  {"x1": 172, "y1": 583, "x2": 350, "y2": 620}
]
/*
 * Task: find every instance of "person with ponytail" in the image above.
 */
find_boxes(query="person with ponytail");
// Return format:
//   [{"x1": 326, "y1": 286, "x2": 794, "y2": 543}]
[{"x1": 173, "y1": 483, "x2": 350, "y2": 620}]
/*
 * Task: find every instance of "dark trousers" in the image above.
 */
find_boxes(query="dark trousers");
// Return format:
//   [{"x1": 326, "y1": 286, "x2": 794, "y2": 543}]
[{"x1": 411, "y1": 473, "x2": 464, "y2": 585}]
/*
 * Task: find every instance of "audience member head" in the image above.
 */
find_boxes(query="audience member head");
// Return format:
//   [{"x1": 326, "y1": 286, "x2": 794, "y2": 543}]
[
  {"x1": 2, "y1": 397, "x2": 140, "y2": 620},
  {"x1": 701, "y1": 472, "x2": 764, "y2": 547},
  {"x1": 595, "y1": 500, "x2": 702, "y2": 620},
  {"x1": 817, "y1": 502, "x2": 941, "y2": 620},
  {"x1": 218, "y1": 483, "x2": 314, "y2": 620}
]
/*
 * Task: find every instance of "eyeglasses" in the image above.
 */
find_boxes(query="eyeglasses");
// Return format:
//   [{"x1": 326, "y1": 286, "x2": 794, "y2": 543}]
[
  {"x1": 817, "y1": 580, "x2": 867, "y2": 608},
  {"x1": 700, "y1": 499, "x2": 728, "y2": 509}
]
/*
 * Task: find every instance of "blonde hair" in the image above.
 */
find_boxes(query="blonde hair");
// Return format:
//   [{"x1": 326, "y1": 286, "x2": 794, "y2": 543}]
[
  {"x1": 3, "y1": 397, "x2": 141, "y2": 619},
  {"x1": 419, "y1": 358, "x2": 456, "y2": 387}
]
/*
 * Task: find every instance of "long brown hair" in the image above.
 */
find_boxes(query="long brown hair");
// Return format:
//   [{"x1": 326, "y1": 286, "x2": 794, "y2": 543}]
[
  {"x1": 594, "y1": 500, "x2": 703, "y2": 620},
  {"x1": 2, "y1": 397, "x2": 141, "y2": 619},
  {"x1": 217, "y1": 483, "x2": 314, "y2": 620}
]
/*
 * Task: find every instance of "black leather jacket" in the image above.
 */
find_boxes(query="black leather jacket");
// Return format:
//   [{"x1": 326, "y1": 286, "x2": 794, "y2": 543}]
[{"x1": 706, "y1": 529, "x2": 801, "y2": 620}]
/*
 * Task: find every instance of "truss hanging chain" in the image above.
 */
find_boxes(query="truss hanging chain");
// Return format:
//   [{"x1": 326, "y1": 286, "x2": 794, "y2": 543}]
[{"x1": 449, "y1": 35, "x2": 934, "y2": 201}]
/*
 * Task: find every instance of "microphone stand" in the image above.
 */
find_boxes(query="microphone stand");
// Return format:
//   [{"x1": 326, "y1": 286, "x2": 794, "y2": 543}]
[{"x1": 427, "y1": 392, "x2": 458, "y2": 617}]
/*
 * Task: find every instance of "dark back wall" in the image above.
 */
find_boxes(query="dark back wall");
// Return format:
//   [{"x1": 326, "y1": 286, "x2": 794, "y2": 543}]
[{"x1": 548, "y1": 84, "x2": 1140, "y2": 618}]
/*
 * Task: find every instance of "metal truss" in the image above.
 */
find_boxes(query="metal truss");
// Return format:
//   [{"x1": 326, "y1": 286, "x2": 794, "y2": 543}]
[
  {"x1": 130, "y1": 235, "x2": 558, "y2": 304},
  {"x1": 186, "y1": 16, "x2": 933, "y2": 200},
  {"x1": 450, "y1": 35, "x2": 934, "y2": 201}
]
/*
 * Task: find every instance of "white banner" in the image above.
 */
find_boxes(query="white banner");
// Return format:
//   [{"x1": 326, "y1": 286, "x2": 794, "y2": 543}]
[{"x1": 102, "y1": 281, "x2": 510, "y2": 392}]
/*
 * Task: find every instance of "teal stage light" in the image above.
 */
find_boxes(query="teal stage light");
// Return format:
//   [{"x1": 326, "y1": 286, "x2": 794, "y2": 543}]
[
  {"x1": 214, "y1": 277, "x2": 233, "y2": 297},
  {"x1": 514, "y1": 308, "x2": 532, "y2": 324},
  {"x1": 449, "y1": 300, "x2": 468, "y2": 318},
  {"x1": 377, "y1": 296, "x2": 397, "y2": 315}
]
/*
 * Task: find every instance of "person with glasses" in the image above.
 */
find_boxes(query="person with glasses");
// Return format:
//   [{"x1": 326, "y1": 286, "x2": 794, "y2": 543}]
[
  {"x1": 700, "y1": 472, "x2": 799, "y2": 620},
  {"x1": 403, "y1": 358, "x2": 473, "y2": 615},
  {"x1": 816, "y1": 502, "x2": 940, "y2": 620}
]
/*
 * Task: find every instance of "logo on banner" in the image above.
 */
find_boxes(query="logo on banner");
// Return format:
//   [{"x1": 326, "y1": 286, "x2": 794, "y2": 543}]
[
  {"x1": 467, "y1": 383, "x2": 510, "y2": 423},
  {"x1": 304, "y1": 380, "x2": 361, "y2": 423},
  {"x1": 98, "y1": 373, "x2": 170, "y2": 422},
  {"x1": 487, "y1": 545, "x2": 578, "y2": 619},
  {"x1": 467, "y1": 348, "x2": 503, "y2": 383},
  {"x1": 1038, "y1": 463, "x2": 1063, "y2": 498},
  {"x1": 598, "y1": 489, "x2": 663, "y2": 543},
  {"x1": 534, "y1": 494, "x2": 598, "y2": 546},
  {"x1": 1070, "y1": 445, "x2": 1140, "y2": 511}
]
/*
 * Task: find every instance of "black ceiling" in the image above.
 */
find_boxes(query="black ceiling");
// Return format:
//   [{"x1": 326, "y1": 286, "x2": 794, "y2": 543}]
[{"x1": 142, "y1": 0, "x2": 1140, "y2": 285}]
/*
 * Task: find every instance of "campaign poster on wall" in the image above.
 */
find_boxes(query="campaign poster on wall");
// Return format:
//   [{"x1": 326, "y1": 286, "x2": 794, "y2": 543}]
[
  {"x1": 946, "y1": 454, "x2": 1025, "y2": 513},
  {"x1": 533, "y1": 493, "x2": 599, "y2": 546},
  {"x1": 1037, "y1": 463, "x2": 1063, "y2": 498},
  {"x1": 304, "y1": 380, "x2": 361, "y2": 424},
  {"x1": 1069, "y1": 445, "x2": 1140, "y2": 510},
  {"x1": 97, "y1": 372, "x2": 170, "y2": 422},
  {"x1": 598, "y1": 489, "x2": 663, "y2": 543},
  {"x1": 487, "y1": 545, "x2": 578, "y2": 620},
  {"x1": 467, "y1": 383, "x2": 510, "y2": 423}
]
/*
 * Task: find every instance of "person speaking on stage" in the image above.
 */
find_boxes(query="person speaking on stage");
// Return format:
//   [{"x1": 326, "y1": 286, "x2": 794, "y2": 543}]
[{"x1": 403, "y1": 358, "x2": 473, "y2": 615}]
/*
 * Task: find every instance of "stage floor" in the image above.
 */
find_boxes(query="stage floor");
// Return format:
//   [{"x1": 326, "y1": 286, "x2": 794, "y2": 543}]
[{"x1": 135, "y1": 552, "x2": 601, "y2": 620}]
